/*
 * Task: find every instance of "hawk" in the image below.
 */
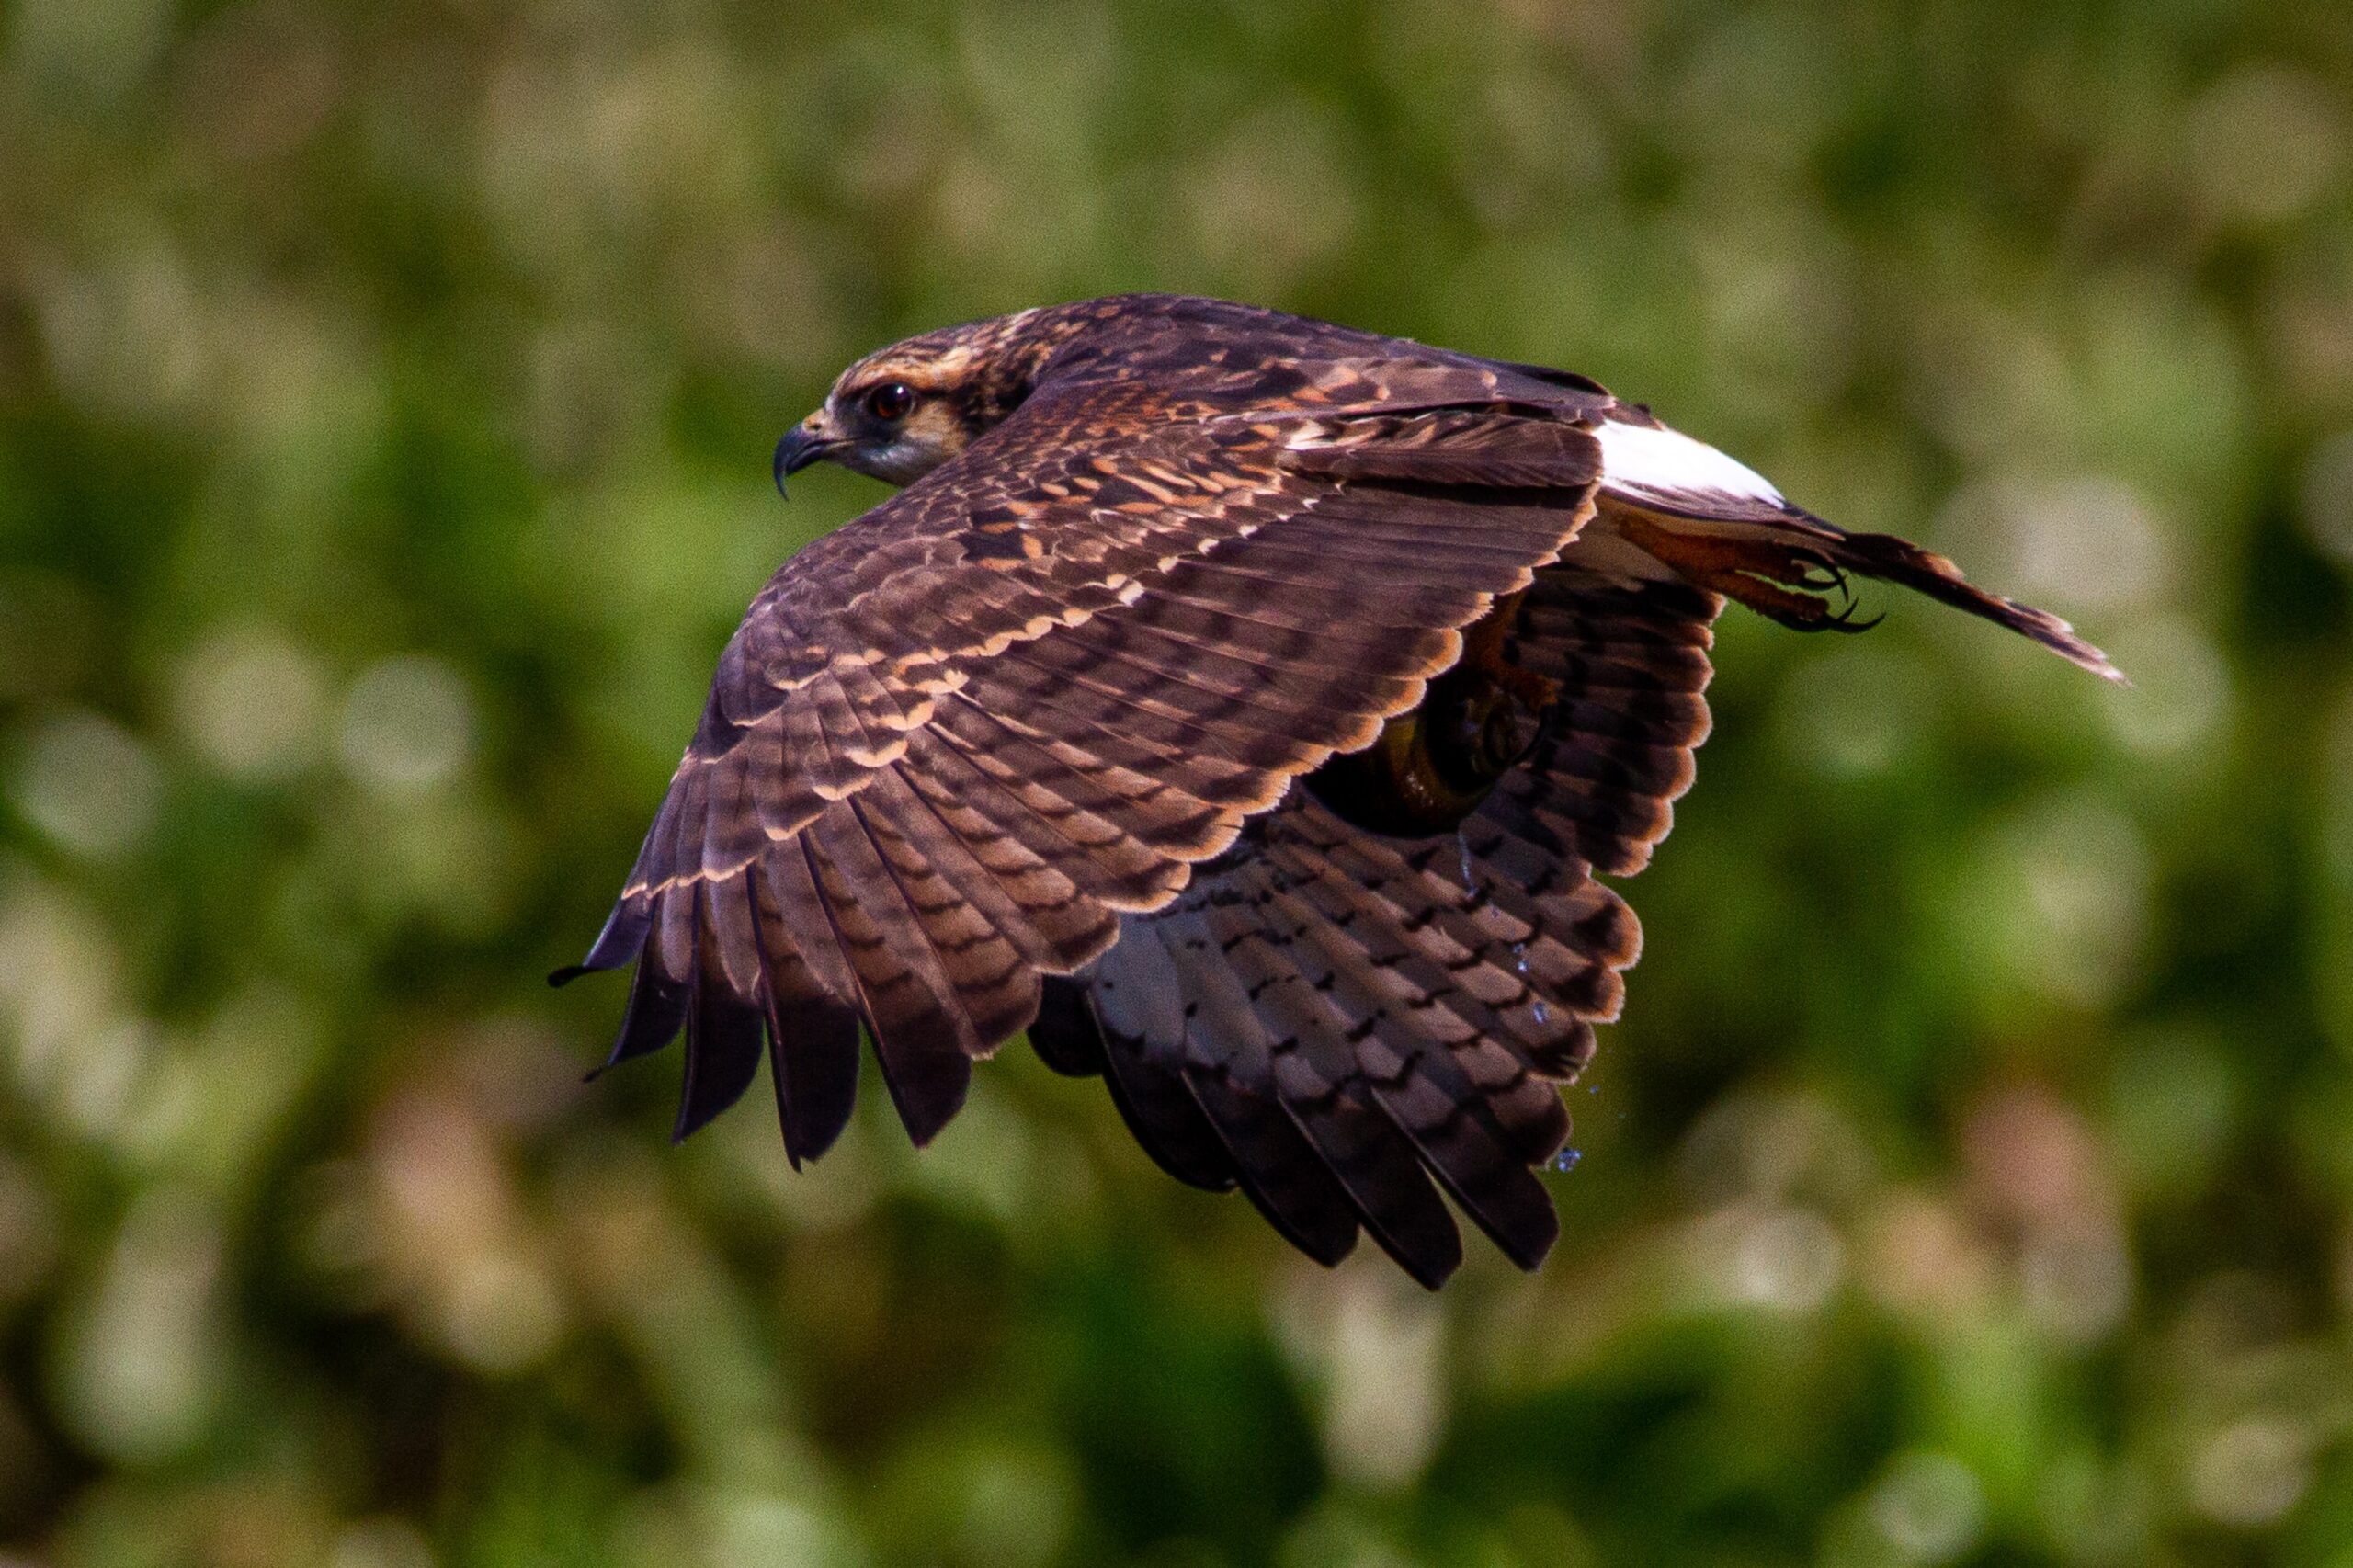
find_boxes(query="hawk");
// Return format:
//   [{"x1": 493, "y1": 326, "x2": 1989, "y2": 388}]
[{"x1": 558, "y1": 294, "x2": 2115, "y2": 1288}]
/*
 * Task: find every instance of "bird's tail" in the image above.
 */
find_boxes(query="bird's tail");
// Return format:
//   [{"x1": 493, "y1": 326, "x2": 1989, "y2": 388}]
[{"x1": 1599, "y1": 496, "x2": 2121, "y2": 681}]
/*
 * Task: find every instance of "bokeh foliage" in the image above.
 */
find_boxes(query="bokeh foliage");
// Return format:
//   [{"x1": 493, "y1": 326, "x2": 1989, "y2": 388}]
[{"x1": 4, "y1": 1, "x2": 2352, "y2": 1564}]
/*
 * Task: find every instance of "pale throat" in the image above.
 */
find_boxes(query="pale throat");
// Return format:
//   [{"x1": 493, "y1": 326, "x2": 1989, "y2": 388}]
[{"x1": 849, "y1": 402, "x2": 975, "y2": 485}]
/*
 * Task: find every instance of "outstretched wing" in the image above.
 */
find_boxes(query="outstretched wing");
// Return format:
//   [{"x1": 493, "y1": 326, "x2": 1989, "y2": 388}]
[
  {"x1": 1027, "y1": 547, "x2": 1723, "y2": 1287},
  {"x1": 562, "y1": 376, "x2": 1607, "y2": 1159}
]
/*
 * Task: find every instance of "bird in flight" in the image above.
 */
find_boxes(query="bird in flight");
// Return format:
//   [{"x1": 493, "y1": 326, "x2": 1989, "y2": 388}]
[{"x1": 558, "y1": 294, "x2": 2116, "y2": 1288}]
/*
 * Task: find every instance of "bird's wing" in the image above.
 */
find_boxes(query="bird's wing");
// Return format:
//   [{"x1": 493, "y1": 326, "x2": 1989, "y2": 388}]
[
  {"x1": 563, "y1": 381, "x2": 1607, "y2": 1158},
  {"x1": 1028, "y1": 542, "x2": 1722, "y2": 1286}
]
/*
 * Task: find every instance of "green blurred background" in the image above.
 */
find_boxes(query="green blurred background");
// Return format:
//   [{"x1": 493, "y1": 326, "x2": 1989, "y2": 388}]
[{"x1": 3, "y1": 1, "x2": 2351, "y2": 1563}]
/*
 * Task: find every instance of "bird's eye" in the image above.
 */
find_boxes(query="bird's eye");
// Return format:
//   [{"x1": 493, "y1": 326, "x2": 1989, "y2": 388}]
[{"x1": 864, "y1": 381, "x2": 916, "y2": 422}]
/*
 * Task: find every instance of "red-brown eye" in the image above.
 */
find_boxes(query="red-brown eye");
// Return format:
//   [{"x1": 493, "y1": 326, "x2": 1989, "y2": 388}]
[{"x1": 864, "y1": 381, "x2": 915, "y2": 422}]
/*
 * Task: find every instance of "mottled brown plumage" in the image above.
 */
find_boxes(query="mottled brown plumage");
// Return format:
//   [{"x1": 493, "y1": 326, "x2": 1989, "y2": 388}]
[{"x1": 561, "y1": 294, "x2": 2116, "y2": 1288}]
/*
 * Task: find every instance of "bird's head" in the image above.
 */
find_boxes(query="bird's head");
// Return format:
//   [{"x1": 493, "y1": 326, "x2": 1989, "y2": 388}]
[{"x1": 772, "y1": 307, "x2": 1061, "y2": 492}]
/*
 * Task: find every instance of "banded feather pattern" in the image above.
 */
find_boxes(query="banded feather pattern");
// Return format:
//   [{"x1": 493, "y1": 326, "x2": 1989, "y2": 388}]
[{"x1": 562, "y1": 293, "x2": 2116, "y2": 1284}]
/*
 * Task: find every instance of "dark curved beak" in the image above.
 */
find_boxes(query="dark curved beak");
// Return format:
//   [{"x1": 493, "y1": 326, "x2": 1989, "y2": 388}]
[{"x1": 772, "y1": 424, "x2": 839, "y2": 497}]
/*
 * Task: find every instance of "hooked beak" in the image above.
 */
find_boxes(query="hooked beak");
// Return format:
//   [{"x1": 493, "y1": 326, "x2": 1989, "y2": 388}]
[{"x1": 772, "y1": 419, "x2": 841, "y2": 497}]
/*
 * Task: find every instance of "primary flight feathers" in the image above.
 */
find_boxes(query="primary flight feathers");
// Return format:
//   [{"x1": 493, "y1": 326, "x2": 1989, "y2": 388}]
[{"x1": 559, "y1": 294, "x2": 2115, "y2": 1288}]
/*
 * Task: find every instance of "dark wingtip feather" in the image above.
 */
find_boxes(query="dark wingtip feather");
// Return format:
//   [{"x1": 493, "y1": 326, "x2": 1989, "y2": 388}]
[
  {"x1": 738, "y1": 862, "x2": 864, "y2": 1165},
  {"x1": 767, "y1": 995, "x2": 862, "y2": 1166},
  {"x1": 1476, "y1": 1175, "x2": 1561, "y2": 1273},
  {"x1": 1183, "y1": 1070, "x2": 1361, "y2": 1267},
  {"x1": 567, "y1": 892, "x2": 656, "y2": 982},
  {"x1": 1028, "y1": 977, "x2": 1109, "y2": 1078},
  {"x1": 589, "y1": 952, "x2": 688, "y2": 1080},
  {"x1": 1301, "y1": 1106, "x2": 1464, "y2": 1290},
  {"x1": 874, "y1": 1040, "x2": 974, "y2": 1147},
  {"x1": 1097, "y1": 1040, "x2": 1240, "y2": 1193},
  {"x1": 672, "y1": 979, "x2": 767, "y2": 1144},
  {"x1": 1396, "y1": 1233, "x2": 1464, "y2": 1291},
  {"x1": 1373, "y1": 1083, "x2": 1563, "y2": 1272}
]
